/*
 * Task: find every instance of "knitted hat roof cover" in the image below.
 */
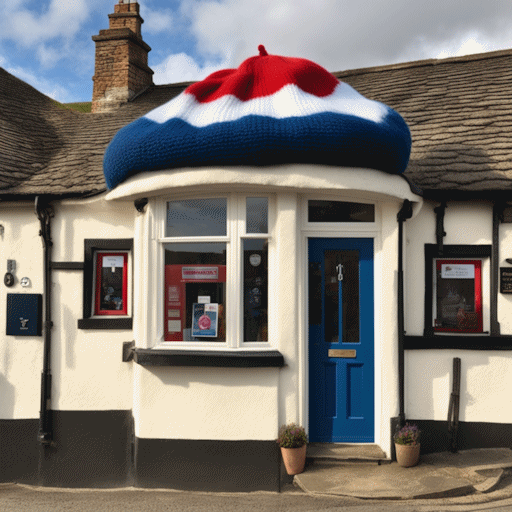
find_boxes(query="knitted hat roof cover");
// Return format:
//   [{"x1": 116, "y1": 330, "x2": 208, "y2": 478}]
[{"x1": 103, "y1": 46, "x2": 411, "y2": 190}]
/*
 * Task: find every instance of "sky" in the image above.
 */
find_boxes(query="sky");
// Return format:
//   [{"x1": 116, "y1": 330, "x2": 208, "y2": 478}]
[{"x1": 2, "y1": 0, "x2": 512, "y2": 104}]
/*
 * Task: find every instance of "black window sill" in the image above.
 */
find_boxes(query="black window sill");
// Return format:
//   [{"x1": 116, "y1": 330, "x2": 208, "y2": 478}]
[
  {"x1": 78, "y1": 318, "x2": 133, "y2": 330},
  {"x1": 133, "y1": 349, "x2": 285, "y2": 367},
  {"x1": 405, "y1": 334, "x2": 512, "y2": 350}
]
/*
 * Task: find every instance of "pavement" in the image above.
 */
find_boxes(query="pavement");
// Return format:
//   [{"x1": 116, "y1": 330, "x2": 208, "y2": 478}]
[{"x1": 294, "y1": 446, "x2": 512, "y2": 500}]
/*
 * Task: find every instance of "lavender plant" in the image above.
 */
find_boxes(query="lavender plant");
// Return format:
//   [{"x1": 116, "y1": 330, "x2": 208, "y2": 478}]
[
  {"x1": 394, "y1": 423, "x2": 420, "y2": 446},
  {"x1": 277, "y1": 423, "x2": 308, "y2": 448}
]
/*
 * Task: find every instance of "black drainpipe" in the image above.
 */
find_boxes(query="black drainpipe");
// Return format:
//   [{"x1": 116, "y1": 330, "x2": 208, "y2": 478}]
[
  {"x1": 397, "y1": 200, "x2": 413, "y2": 427},
  {"x1": 434, "y1": 201, "x2": 447, "y2": 255},
  {"x1": 491, "y1": 202, "x2": 505, "y2": 336},
  {"x1": 35, "y1": 197, "x2": 54, "y2": 445}
]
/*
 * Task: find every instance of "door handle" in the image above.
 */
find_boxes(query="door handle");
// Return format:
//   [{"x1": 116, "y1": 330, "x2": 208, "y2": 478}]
[{"x1": 336, "y1": 264, "x2": 344, "y2": 281}]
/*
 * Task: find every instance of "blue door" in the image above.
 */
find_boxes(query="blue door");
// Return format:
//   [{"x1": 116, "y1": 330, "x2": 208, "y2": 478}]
[{"x1": 308, "y1": 238, "x2": 374, "y2": 442}]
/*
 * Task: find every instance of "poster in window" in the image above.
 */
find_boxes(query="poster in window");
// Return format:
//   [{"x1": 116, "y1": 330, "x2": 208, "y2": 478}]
[
  {"x1": 435, "y1": 259, "x2": 482, "y2": 332},
  {"x1": 95, "y1": 252, "x2": 128, "y2": 315},
  {"x1": 192, "y1": 303, "x2": 218, "y2": 337}
]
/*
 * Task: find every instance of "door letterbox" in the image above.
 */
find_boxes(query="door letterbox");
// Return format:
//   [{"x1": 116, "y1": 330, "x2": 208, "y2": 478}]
[{"x1": 6, "y1": 293, "x2": 42, "y2": 336}]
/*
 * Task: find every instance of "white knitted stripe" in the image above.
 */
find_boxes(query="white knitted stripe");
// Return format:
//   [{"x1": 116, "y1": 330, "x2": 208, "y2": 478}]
[{"x1": 144, "y1": 82, "x2": 388, "y2": 126}]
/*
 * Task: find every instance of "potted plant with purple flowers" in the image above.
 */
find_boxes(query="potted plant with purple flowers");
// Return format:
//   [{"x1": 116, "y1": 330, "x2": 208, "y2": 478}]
[
  {"x1": 394, "y1": 423, "x2": 421, "y2": 467},
  {"x1": 277, "y1": 423, "x2": 308, "y2": 475}
]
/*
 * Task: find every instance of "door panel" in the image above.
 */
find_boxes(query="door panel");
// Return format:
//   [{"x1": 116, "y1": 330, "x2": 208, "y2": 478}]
[{"x1": 308, "y1": 238, "x2": 374, "y2": 443}]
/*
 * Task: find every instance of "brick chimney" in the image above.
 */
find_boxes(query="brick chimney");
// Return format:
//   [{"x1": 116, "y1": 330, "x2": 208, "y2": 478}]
[{"x1": 92, "y1": 0, "x2": 154, "y2": 113}]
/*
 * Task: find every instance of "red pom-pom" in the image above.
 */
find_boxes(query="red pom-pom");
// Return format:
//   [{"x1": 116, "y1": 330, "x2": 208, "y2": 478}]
[{"x1": 258, "y1": 45, "x2": 268, "y2": 56}]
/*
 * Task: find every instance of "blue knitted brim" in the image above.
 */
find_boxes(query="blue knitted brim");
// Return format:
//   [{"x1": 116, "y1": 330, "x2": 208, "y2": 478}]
[{"x1": 104, "y1": 109, "x2": 411, "y2": 190}]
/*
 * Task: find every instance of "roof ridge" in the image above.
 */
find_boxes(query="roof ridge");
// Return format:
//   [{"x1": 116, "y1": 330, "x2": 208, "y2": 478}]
[{"x1": 334, "y1": 47, "x2": 512, "y2": 78}]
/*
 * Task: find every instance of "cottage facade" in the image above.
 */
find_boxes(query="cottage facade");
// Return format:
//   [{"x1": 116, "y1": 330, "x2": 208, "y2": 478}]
[{"x1": 1, "y1": 0, "x2": 512, "y2": 491}]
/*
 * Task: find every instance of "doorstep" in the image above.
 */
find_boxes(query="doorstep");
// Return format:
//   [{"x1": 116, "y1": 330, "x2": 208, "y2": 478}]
[
  {"x1": 294, "y1": 447, "x2": 512, "y2": 500},
  {"x1": 306, "y1": 443, "x2": 391, "y2": 464}
]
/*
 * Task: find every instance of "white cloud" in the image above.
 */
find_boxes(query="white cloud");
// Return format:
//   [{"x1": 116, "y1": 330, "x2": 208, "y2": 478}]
[
  {"x1": 140, "y1": 2, "x2": 174, "y2": 34},
  {"x1": 179, "y1": 0, "x2": 512, "y2": 74},
  {"x1": 153, "y1": 52, "x2": 228, "y2": 84},
  {"x1": 37, "y1": 44, "x2": 63, "y2": 68},
  {"x1": 0, "y1": 0, "x2": 96, "y2": 47},
  {"x1": 5, "y1": 63, "x2": 71, "y2": 102}
]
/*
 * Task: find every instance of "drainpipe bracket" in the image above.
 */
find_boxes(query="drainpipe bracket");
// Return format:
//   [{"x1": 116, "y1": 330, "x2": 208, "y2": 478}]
[{"x1": 123, "y1": 341, "x2": 135, "y2": 362}]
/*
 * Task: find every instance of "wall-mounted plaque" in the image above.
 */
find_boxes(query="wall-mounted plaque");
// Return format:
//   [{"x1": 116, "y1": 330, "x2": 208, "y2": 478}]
[{"x1": 500, "y1": 267, "x2": 512, "y2": 294}]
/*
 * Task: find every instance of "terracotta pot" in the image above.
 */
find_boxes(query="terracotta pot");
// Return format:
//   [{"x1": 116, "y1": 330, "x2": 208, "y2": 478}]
[
  {"x1": 395, "y1": 443, "x2": 420, "y2": 467},
  {"x1": 280, "y1": 445, "x2": 307, "y2": 475}
]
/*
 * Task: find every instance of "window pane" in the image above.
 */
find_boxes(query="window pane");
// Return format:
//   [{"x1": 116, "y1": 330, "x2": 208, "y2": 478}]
[
  {"x1": 166, "y1": 198, "x2": 227, "y2": 237},
  {"x1": 324, "y1": 250, "x2": 359, "y2": 343},
  {"x1": 308, "y1": 200, "x2": 375, "y2": 222},
  {"x1": 164, "y1": 243, "x2": 226, "y2": 341},
  {"x1": 434, "y1": 260, "x2": 482, "y2": 332},
  {"x1": 243, "y1": 239, "x2": 268, "y2": 341},
  {"x1": 95, "y1": 253, "x2": 127, "y2": 315},
  {"x1": 324, "y1": 251, "x2": 339, "y2": 343},
  {"x1": 246, "y1": 197, "x2": 268, "y2": 234}
]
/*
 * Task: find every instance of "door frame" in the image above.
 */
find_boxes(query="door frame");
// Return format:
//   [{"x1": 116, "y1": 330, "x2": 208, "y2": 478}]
[{"x1": 298, "y1": 195, "x2": 383, "y2": 445}]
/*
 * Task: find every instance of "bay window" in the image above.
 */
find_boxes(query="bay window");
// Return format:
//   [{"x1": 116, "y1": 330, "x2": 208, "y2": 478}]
[{"x1": 157, "y1": 195, "x2": 270, "y2": 347}]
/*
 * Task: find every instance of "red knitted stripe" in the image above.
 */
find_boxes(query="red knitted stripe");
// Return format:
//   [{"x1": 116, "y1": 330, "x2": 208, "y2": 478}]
[{"x1": 186, "y1": 53, "x2": 339, "y2": 103}]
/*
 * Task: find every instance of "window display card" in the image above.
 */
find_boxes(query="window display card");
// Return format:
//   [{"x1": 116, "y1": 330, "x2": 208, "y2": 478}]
[
  {"x1": 192, "y1": 303, "x2": 218, "y2": 337},
  {"x1": 168, "y1": 320, "x2": 181, "y2": 333}
]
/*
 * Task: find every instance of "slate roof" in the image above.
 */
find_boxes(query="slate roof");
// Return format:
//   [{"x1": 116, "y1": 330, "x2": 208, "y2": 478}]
[
  {"x1": 2, "y1": 48, "x2": 512, "y2": 199},
  {"x1": 0, "y1": 68, "x2": 187, "y2": 198}
]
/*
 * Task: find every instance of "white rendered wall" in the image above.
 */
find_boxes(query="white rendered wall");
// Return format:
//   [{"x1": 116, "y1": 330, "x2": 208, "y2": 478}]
[
  {"x1": 134, "y1": 366, "x2": 279, "y2": 439},
  {"x1": 404, "y1": 200, "x2": 512, "y2": 425},
  {"x1": 405, "y1": 201, "x2": 493, "y2": 336},
  {"x1": 376, "y1": 201, "x2": 401, "y2": 455},
  {"x1": 0, "y1": 196, "x2": 135, "y2": 418},
  {"x1": 498, "y1": 222, "x2": 512, "y2": 334},
  {"x1": 51, "y1": 196, "x2": 134, "y2": 411},
  {"x1": 276, "y1": 192, "x2": 300, "y2": 429},
  {"x1": 0, "y1": 204, "x2": 44, "y2": 419},
  {"x1": 406, "y1": 350, "x2": 512, "y2": 423}
]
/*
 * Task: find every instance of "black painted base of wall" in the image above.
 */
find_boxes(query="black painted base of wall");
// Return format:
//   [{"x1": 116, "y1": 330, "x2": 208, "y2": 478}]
[
  {"x1": 0, "y1": 411, "x2": 132, "y2": 487},
  {"x1": 136, "y1": 438, "x2": 280, "y2": 492},
  {"x1": 391, "y1": 417, "x2": 512, "y2": 458},
  {"x1": 0, "y1": 419, "x2": 39, "y2": 484},
  {"x1": 0, "y1": 412, "x2": 282, "y2": 491}
]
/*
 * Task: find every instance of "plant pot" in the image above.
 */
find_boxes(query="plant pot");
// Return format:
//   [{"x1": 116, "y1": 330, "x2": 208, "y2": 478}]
[
  {"x1": 395, "y1": 443, "x2": 420, "y2": 467},
  {"x1": 280, "y1": 445, "x2": 307, "y2": 475}
]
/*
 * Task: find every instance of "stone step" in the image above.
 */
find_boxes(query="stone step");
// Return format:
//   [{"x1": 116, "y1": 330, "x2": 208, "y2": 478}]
[{"x1": 307, "y1": 443, "x2": 392, "y2": 464}]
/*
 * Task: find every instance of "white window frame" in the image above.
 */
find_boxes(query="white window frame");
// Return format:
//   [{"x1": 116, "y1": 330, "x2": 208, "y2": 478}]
[
  {"x1": 301, "y1": 194, "x2": 380, "y2": 232},
  {"x1": 149, "y1": 192, "x2": 274, "y2": 350}
]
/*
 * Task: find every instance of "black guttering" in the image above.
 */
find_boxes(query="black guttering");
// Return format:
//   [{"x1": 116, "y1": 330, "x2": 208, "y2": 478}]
[
  {"x1": 35, "y1": 197, "x2": 54, "y2": 445},
  {"x1": 397, "y1": 199, "x2": 413, "y2": 426}
]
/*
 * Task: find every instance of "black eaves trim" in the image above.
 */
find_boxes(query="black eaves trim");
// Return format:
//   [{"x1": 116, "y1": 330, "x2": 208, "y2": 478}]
[
  {"x1": 78, "y1": 318, "x2": 133, "y2": 330},
  {"x1": 404, "y1": 335, "x2": 512, "y2": 350},
  {"x1": 133, "y1": 349, "x2": 285, "y2": 367}
]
